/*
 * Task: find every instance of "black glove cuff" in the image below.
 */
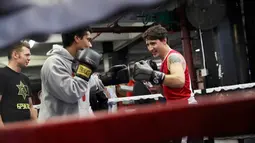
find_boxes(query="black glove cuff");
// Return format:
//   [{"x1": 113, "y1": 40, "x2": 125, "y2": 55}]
[
  {"x1": 151, "y1": 71, "x2": 165, "y2": 85},
  {"x1": 98, "y1": 72, "x2": 114, "y2": 86}
]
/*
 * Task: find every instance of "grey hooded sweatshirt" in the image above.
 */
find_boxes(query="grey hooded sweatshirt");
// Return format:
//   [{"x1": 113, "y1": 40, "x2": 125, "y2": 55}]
[{"x1": 38, "y1": 45, "x2": 101, "y2": 121}]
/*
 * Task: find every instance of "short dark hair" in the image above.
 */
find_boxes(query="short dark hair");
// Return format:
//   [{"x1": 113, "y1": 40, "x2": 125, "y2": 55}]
[
  {"x1": 61, "y1": 26, "x2": 92, "y2": 48},
  {"x1": 142, "y1": 25, "x2": 168, "y2": 41},
  {"x1": 8, "y1": 41, "x2": 30, "y2": 60}
]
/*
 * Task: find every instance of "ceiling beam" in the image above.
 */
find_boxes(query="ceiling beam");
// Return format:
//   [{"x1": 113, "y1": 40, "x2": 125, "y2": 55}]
[
  {"x1": 45, "y1": 33, "x2": 139, "y2": 43},
  {"x1": 91, "y1": 25, "x2": 152, "y2": 33},
  {"x1": 42, "y1": 22, "x2": 152, "y2": 43}
]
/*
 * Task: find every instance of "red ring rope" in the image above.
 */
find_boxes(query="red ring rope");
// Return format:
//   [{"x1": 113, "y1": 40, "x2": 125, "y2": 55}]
[{"x1": 0, "y1": 88, "x2": 255, "y2": 143}]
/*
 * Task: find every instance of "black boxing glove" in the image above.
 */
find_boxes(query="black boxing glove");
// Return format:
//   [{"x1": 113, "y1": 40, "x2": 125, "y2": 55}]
[
  {"x1": 133, "y1": 60, "x2": 165, "y2": 85},
  {"x1": 147, "y1": 60, "x2": 158, "y2": 71},
  {"x1": 116, "y1": 67, "x2": 130, "y2": 83},
  {"x1": 108, "y1": 65, "x2": 127, "y2": 73},
  {"x1": 99, "y1": 64, "x2": 129, "y2": 86},
  {"x1": 72, "y1": 48, "x2": 102, "y2": 81}
]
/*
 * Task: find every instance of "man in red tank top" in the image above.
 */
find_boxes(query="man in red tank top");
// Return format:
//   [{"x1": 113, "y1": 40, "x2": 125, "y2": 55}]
[{"x1": 132, "y1": 25, "x2": 192, "y2": 101}]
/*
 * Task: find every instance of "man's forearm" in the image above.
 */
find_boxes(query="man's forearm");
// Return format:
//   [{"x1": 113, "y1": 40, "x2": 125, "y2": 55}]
[
  {"x1": 0, "y1": 115, "x2": 4, "y2": 127},
  {"x1": 163, "y1": 74, "x2": 185, "y2": 88},
  {"x1": 30, "y1": 107, "x2": 38, "y2": 120},
  {"x1": 0, "y1": 96, "x2": 4, "y2": 127},
  {"x1": 29, "y1": 98, "x2": 37, "y2": 120}
]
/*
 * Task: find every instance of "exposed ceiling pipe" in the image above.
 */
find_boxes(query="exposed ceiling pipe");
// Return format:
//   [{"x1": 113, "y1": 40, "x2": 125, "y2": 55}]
[
  {"x1": 91, "y1": 24, "x2": 154, "y2": 33},
  {"x1": 92, "y1": 15, "x2": 124, "y2": 40}
]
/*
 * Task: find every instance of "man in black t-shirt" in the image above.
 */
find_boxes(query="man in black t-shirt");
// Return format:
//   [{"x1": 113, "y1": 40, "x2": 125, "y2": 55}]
[{"x1": 0, "y1": 42, "x2": 37, "y2": 125}]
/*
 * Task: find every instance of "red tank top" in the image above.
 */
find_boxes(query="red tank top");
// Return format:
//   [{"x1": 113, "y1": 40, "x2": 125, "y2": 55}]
[{"x1": 160, "y1": 50, "x2": 191, "y2": 100}]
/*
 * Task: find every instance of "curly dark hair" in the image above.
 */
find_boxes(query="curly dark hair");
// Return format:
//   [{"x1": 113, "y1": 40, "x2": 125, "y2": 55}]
[{"x1": 142, "y1": 25, "x2": 168, "y2": 41}]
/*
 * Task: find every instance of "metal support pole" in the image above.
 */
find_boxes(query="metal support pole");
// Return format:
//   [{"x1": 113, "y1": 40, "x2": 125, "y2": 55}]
[{"x1": 177, "y1": 5, "x2": 198, "y2": 89}]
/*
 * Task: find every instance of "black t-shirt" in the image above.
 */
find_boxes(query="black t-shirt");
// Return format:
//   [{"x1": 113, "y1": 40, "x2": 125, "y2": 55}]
[{"x1": 0, "y1": 67, "x2": 32, "y2": 123}]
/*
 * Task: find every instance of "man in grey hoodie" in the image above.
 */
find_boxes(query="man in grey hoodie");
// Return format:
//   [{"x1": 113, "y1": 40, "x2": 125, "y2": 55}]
[{"x1": 38, "y1": 27, "x2": 104, "y2": 121}]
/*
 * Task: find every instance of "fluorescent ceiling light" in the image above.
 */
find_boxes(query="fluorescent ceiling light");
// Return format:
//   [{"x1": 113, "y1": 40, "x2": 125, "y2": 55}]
[{"x1": 29, "y1": 40, "x2": 36, "y2": 48}]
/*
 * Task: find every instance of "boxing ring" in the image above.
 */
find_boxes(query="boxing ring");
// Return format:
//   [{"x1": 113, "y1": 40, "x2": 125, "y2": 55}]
[
  {"x1": 1, "y1": 83, "x2": 255, "y2": 143},
  {"x1": 0, "y1": 0, "x2": 254, "y2": 142}
]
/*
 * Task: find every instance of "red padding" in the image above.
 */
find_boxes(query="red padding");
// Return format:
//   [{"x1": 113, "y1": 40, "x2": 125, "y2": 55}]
[{"x1": 1, "y1": 89, "x2": 255, "y2": 143}]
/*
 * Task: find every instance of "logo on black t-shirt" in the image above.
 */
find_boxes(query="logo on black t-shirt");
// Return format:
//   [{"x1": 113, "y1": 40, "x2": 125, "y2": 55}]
[{"x1": 16, "y1": 81, "x2": 29, "y2": 100}]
